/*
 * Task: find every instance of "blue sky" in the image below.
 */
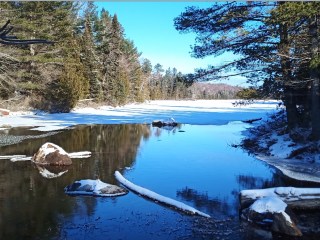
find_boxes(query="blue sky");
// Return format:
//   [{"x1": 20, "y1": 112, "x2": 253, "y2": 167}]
[{"x1": 95, "y1": 2, "x2": 247, "y2": 86}]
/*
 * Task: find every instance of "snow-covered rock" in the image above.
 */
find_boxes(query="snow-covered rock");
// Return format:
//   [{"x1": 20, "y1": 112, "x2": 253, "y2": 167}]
[
  {"x1": 152, "y1": 117, "x2": 178, "y2": 128},
  {"x1": 32, "y1": 142, "x2": 72, "y2": 166},
  {"x1": 64, "y1": 179, "x2": 128, "y2": 197},
  {"x1": 242, "y1": 196, "x2": 302, "y2": 237}
]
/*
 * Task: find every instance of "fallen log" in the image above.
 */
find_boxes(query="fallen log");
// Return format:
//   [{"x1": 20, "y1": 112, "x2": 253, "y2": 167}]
[
  {"x1": 242, "y1": 117, "x2": 262, "y2": 124},
  {"x1": 115, "y1": 171, "x2": 210, "y2": 218},
  {"x1": 0, "y1": 155, "x2": 26, "y2": 160},
  {"x1": 240, "y1": 187, "x2": 320, "y2": 210}
]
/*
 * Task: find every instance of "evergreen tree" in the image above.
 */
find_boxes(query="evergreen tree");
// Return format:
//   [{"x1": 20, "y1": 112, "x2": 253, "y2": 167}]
[
  {"x1": 80, "y1": 2, "x2": 103, "y2": 101},
  {"x1": 174, "y1": 2, "x2": 320, "y2": 136}
]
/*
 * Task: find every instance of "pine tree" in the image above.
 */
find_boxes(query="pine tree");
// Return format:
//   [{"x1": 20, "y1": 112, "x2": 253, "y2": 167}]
[{"x1": 80, "y1": 2, "x2": 103, "y2": 101}]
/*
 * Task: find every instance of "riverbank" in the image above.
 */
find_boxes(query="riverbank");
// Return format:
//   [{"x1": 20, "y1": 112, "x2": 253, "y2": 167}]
[{"x1": 239, "y1": 110, "x2": 320, "y2": 184}]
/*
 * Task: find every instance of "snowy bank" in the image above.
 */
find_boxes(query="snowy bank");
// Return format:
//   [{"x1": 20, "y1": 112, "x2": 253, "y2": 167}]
[
  {"x1": 0, "y1": 100, "x2": 279, "y2": 131},
  {"x1": 239, "y1": 111, "x2": 320, "y2": 183},
  {"x1": 115, "y1": 171, "x2": 210, "y2": 218},
  {"x1": 240, "y1": 187, "x2": 320, "y2": 210}
]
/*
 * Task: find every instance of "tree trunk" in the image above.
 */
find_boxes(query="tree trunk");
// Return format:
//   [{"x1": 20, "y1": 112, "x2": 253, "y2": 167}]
[
  {"x1": 279, "y1": 19, "x2": 298, "y2": 130},
  {"x1": 310, "y1": 14, "x2": 320, "y2": 140}
]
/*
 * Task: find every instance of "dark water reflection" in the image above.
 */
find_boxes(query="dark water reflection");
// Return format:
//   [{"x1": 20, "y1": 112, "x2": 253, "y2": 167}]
[{"x1": 0, "y1": 123, "x2": 311, "y2": 239}]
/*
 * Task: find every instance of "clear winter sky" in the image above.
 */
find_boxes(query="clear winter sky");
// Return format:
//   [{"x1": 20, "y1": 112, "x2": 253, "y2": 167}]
[{"x1": 95, "y1": 1, "x2": 247, "y2": 86}]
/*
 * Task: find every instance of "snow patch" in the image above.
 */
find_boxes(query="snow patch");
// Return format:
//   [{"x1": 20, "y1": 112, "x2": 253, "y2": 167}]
[{"x1": 250, "y1": 196, "x2": 287, "y2": 214}]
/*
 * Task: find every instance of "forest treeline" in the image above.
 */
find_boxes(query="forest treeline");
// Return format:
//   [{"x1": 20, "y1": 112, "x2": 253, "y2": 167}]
[
  {"x1": 175, "y1": 1, "x2": 320, "y2": 139},
  {"x1": 0, "y1": 2, "x2": 239, "y2": 113}
]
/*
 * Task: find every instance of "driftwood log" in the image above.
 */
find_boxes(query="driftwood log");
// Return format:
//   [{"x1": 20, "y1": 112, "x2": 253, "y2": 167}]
[
  {"x1": 240, "y1": 187, "x2": 320, "y2": 210},
  {"x1": 242, "y1": 117, "x2": 262, "y2": 124}
]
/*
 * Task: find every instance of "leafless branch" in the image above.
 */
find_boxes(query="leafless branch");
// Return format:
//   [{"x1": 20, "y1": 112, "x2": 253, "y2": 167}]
[{"x1": 0, "y1": 20, "x2": 54, "y2": 45}]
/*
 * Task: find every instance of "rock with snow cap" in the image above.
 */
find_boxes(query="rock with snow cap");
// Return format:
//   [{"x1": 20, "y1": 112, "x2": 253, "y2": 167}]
[
  {"x1": 64, "y1": 179, "x2": 128, "y2": 197},
  {"x1": 152, "y1": 118, "x2": 178, "y2": 128},
  {"x1": 242, "y1": 196, "x2": 302, "y2": 237},
  {"x1": 32, "y1": 142, "x2": 72, "y2": 166}
]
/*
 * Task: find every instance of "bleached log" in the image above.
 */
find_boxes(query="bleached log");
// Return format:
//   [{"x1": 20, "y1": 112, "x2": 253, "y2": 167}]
[
  {"x1": 10, "y1": 156, "x2": 32, "y2": 162},
  {"x1": 115, "y1": 171, "x2": 210, "y2": 218},
  {"x1": 242, "y1": 117, "x2": 262, "y2": 124},
  {"x1": 240, "y1": 187, "x2": 320, "y2": 210},
  {"x1": 68, "y1": 151, "x2": 91, "y2": 158},
  {"x1": 0, "y1": 155, "x2": 26, "y2": 160}
]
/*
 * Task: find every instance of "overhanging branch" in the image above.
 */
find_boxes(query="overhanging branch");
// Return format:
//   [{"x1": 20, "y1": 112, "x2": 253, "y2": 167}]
[{"x1": 0, "y1": 20, "x2": 54, "y2": 45}]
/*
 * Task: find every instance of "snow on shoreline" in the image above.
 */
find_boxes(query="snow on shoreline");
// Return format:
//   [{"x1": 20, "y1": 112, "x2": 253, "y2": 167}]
[{"x1": 0, "y1": 100, "x2": 279, "y2": 131}]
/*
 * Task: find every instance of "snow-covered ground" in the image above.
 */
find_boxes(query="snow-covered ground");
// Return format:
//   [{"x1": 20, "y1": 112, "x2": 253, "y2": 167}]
[{"x1": 0, "y1": 100, "x2": 279, "y2": 131}]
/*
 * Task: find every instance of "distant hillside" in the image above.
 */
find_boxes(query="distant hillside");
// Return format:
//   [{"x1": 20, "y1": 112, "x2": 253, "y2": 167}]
[{"x1": 190, "y1": 82, "x2": 243, "y2": 99}]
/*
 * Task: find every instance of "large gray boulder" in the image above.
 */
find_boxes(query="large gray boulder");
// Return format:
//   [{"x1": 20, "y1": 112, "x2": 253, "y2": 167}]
[{"x1": 32, "y1": 142, "x2": 72, "y2": 166}]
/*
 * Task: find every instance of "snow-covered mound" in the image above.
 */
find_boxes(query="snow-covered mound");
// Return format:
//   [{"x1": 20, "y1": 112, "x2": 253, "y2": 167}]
[{"x1": 64, "y1": 179, "x2": 128, "y2": 197}]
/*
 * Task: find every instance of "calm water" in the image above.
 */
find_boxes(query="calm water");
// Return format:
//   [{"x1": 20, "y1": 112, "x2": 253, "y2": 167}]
[{"x1": 0, "y1": 122, "x2": 306, "y2": 240}]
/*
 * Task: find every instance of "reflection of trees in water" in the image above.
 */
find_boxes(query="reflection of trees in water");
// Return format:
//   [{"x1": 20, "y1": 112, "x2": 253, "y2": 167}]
[
  {"x1": 236, "y1": 174, "x2": 283, "y2": 190},
  {"x1": 177, "y1": 187, "x2": 234, "y2": 216},
  {"x1": 0, "y1": 124, "x2": 150, "y2": 240}
]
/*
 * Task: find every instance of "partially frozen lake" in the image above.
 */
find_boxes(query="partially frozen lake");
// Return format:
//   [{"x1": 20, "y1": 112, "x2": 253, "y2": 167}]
[
  {"x1": 0, "y1": 122, "x2": 291, "y2": 240},
  {"x1": 1, "y1": 100, "x2": 319, "y2": 239}
]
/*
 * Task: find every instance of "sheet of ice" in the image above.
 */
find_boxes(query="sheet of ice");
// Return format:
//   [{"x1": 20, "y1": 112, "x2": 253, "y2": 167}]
[
  {"x1": 114, "y1": 171, "x2": 211, "y2": 218},
  {"x1": 257, "y1": 155, "x2": 320, "y2": 183},
  {"x1": 0, "y1": 100, "x2": 279, "y2": 131}
]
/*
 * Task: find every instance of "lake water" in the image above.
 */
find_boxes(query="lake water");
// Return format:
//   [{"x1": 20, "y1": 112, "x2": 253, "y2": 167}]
[{"x1": 0, "y1": 122, "x2": 312, "y2": 240}]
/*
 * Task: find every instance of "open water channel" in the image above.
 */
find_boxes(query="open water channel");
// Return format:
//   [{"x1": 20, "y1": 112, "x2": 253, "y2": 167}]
[{"x1": 0, "y1": 122, "x2": 318, "y2": 239}]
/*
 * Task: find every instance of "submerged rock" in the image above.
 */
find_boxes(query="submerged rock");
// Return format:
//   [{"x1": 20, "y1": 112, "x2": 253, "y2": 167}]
[
  {"x1": 64, "y1": 179, "x2": 128, "y2": 197},
  {"x1": 32, "y1": 142, "x2": 72, "y2": 166}
]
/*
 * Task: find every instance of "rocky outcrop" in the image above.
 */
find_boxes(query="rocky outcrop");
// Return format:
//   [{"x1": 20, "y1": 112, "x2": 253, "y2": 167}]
[
  {"x1": 32, "y1": 142, "x2": 72, "y2": 166},
  {"x1": 241, "y1": 196, "x2": 302, "y2": 237},
  {"x1": 271, "y1": 212, "x2": 302, "y2": 236}
]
